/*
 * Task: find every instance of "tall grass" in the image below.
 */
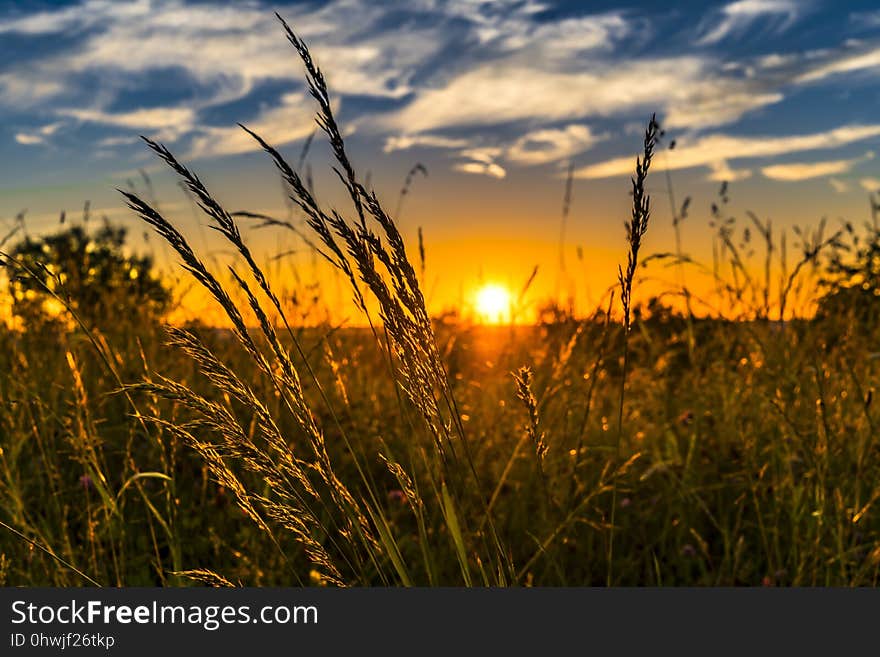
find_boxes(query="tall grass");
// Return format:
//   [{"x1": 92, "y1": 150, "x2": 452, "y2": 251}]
[
  {"x1": 608, "y1": 115, "x2": 659, "y2": 585},
  {"x1": 113, "y1": 14, "x2": 518, "y2": 585}
]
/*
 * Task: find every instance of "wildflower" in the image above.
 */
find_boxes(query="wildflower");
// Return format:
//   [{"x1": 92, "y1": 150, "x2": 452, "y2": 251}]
[{"x1": 309, "y1": 569, "x2": 328, "y2": 587}]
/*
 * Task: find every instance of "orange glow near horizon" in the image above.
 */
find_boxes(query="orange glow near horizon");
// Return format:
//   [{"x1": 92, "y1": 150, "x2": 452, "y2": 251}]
[{"x1": 0, "y1": 224, "x2": 829, "y2": 330}]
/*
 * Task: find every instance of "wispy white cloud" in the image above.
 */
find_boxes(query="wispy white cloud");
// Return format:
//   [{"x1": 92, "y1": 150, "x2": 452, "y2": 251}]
[
  {"x1": 419, "y1": 0, "x2": 627, "y2": 56},
  {"x1": 460, "y1": 147, "x2": 502, "y2": 163},
  {"x1": 61, "y1": 107, "x2": 195, "y2": 132},
  {"x1": 795, "y1": 46, "x2": 880, "y2": 84},
  {"x1": 488, "y1": 13, "x2": 630, "y2": 56},
  {"x1": 0, "y1": 74, "x2": 64, "y2": 109},
  {"x1": 861, "y1": 177, "x2": 880, "y2": 193},
  {"x1": 96, "y1": 135, "x2": 140, "y2": 147},
  {"x1": 453, "y1": 147, "x2": 506, "y2": 178},
  {"x1": 756, "y1": 53, "x2": 797, "y2": 69},
  {"x1": 663, "y1": 86, "x2": 783, "y2": 130},
  {"x1": 696, "y1": 0, "x2": 802, "y2": 45},
  {"x1": 0, "y1": 0, "x2": 150, "y2": 34},
  {"x1": 453, "y1": 161, "x2": 506, "y2": 179},
  {"x1": 708, "y1": 161, "x2": 753, "y2": 182},
  {"x1": 3, "y1": 0, "x2": 880, "y2": 179},
  {"x1": 187, "y1": 93, "x2": 316, "y2": 159},
  {"x1": 383, "y1": 134, "x2": 470, "y2": 153},
  {"x1": 2, "y1": 1, "x2": 431, "y2": 101},
  {"x1": 761, "y1": 152, "x2": 873, "y2": 181},
  {"x1": 575, "y1": 125, "x2": 880, "y2": 179},
  {"x1": 0, "y1": 0, "x2": 442, "y2": 152},
  {"x1": 14, "y1": 133, "x2": 44, "y2": 146},
  {"x1": 12, "y1": 121, "x2": 64, "y2": 146},
  {"x1": 385, "y1": 57, "x2": 782, "y2": 134},
  {"x1": 506, "y1": 125, "x2": 601, "y2": 165}
]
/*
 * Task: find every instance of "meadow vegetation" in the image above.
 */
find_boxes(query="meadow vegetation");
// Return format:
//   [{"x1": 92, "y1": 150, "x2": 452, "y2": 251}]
[{"x1": 2, "y1": 15, "x2": 880, "y2": 586}]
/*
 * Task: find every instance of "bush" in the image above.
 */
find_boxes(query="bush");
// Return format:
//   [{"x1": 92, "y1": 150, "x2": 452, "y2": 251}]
[
  {"x1": 817, "y1": 221, "x2": 880, "y2": 328},
  {"x1": 6, "y1": 224, "x2": 170, "y2": 328}
]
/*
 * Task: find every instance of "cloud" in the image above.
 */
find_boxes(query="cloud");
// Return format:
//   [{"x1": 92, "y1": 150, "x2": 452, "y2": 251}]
[
  {"x1": 0, "y1": 0, "x2": 447, "y2": 156},
  {"x1": 0, "y1": 0, "x2": 150, "y2": 34},
  {"x1": 829, "y1": 178, "x2": 850, "y2": 193},
  {"x1": 761, "y1": 152, "x2": 873, "y2": 180},
  {"x1": 795, "y1": 46, "x2": 880, "y2": 84},
  {"x1": 187, "y1": 93, "x2": 315, "y2": 159},
  {"x1": 385, "y1": 57, "x2": 781, "y2": 134},
  {"x1": 12, "y1": 121, "x2": 64, "y2": 146},
  {"x1": 376, "y1": 5, "x2": 879, "y2": 143},
  {"x1": 383, "y1": 134, "x2": 470, "y2": 153},
  {"x1": 756, "y1": 53, "x2": 797, "y2": 69},
  {"x1": 849, "y1": 11, "x2": 880, "y2": 30},
  {"x1": 387, "y1": 124, "x2": 601, "y2": 172},
  {"x1": 506, "y1": 125, "x2": 601, "y2": 165},
  {"x1": 62, "y1": 107, "x2": 196, "y2": 131},
  {"x1": 489, "y1": 13, "x2": 630, "y2": 56},
  {"x1": 453, "y1": 161, "x2": 506, "y2": 179},
  {"x1": 696, "y1": 0, "x2": 801, "y2": 45},
  {"x1": 663, "y1": 89, "x2": 782, "y2": 130},
  {"x1": 4, "y1": 0, "x2": 880, "y2": 174},
  {"x1": 459, "y1": 147, "x2": 503, "y2": 164},
  {"x1": 762, "y1": 160, "x2": 852, "y2": 181},
  {"x1": 14, "y1": 133, "x2": 44, "y2": 146},
  {"x1": 0, "y1": 1, "x2": 433, "y2": 101},
  {"x1": 708, "y1": 161, "x2": 753, "y2": 182},
  {"x1": 453, "y1": 146, "x2": 506, "y2": 178},
  {"x1": 1, "y1": 1, "x2": 799, "y2": 167},
  {"x1": 575, "y1": 124, "x2": 880, "y2": 179},
  {"x1": 423, "y1": 1, "x2": 627, "y2": 56},
  {"x1": 861, "y1": 177, "x2": 880, "y2": 193},
  {"x1": 0, "y1": 74, "x2": 64, "y2": 109},
  {"x1": 56, "y1": 106, "x2": 197, "y2": 144},
  {"x1": 97, "y1": 135, "x2": 140, "y2": 147}
]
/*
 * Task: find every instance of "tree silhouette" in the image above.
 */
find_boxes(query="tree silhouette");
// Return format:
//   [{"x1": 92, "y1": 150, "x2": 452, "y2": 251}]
[
  {"x1": 6, "y1": 224, "x2": 170, "y2": 328},
  {"x1": 818, "y1": 221, "x2": 880, "y2": 328}
]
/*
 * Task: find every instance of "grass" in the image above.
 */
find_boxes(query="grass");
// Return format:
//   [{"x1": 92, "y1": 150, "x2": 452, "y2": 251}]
[{"x1": 2, "y1": 14, "x2": 880, "y2": 587}]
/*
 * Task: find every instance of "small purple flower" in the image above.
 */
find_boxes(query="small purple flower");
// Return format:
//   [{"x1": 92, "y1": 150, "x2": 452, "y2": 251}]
[
  {"x1": 79, "y1": 474, "x2": 94, "y2": 491},
  {"x1": 680, "y1": 543, "x2": 696, "y2": 557},
  {"x1": 388, "y1": 489, "x2": 406, "y2": 505}
]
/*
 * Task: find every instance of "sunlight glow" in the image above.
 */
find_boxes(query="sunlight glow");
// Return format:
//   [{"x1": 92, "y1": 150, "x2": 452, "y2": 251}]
[{"x1": 474, "y1": 283, "x2": 511, "y2": 324}]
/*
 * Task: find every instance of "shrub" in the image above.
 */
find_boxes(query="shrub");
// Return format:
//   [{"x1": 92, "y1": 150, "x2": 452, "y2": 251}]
[{"x1": 5, "y1": 224, "x2": 170, "y2": 328}]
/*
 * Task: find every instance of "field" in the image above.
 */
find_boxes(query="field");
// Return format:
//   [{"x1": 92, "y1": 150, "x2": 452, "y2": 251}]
[{"x1": 2, "y1": 16, "x2": 880, "y2": 588}]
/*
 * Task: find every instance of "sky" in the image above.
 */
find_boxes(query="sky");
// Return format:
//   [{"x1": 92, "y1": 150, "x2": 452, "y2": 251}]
[{"x1": 1, "y1": 0, "x2": 880, "y2": 320}]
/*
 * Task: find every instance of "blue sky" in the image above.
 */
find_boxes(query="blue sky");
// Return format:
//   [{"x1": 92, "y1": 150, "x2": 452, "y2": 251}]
[{"x1": 1, "y1": 0, "x2": 880, "y2": 312}]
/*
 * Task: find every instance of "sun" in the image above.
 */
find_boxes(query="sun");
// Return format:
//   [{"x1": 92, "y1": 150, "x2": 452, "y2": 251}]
[{"x1": 474, "y1": 283, "x2": 512, "y2": 324}]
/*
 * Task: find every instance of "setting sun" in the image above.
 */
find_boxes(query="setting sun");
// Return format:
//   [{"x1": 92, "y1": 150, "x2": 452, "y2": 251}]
[{"x1": 474, "y1": 283, "x2": 512, "y2": 324}]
